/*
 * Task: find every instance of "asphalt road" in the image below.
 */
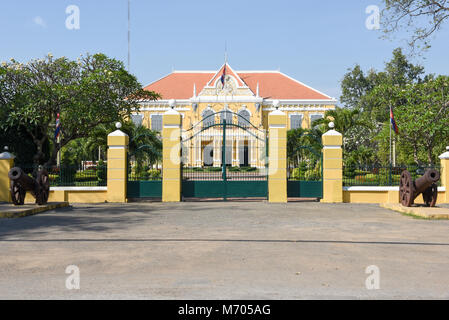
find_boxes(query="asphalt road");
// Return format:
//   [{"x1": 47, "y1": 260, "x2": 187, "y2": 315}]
[{"x1": 0, "y1": 201, "x2": 449, "y2": 299}]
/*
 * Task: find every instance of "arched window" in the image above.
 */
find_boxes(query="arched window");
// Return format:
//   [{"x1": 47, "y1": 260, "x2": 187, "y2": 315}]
[
  {"x1": 238, "y1": 110, "x2": 251, "y2": 127},
  {"x1": 220, "y1": 109, "x2": 233, "y2": 124},
  {"x1": 202, "y1": 109, "x2": 215, "y2": 128}
]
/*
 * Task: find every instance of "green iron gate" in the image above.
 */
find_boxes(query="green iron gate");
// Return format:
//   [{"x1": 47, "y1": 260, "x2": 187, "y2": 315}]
[
  {"x1": 287, "y1": 134, "x2": 323, "y2": 199},
  {"x1": 181, "y1": 110, "x2": 268, "y2": 200},
  {"x1": 127, "y1": 134, "x2": 163, "y2": 199}
]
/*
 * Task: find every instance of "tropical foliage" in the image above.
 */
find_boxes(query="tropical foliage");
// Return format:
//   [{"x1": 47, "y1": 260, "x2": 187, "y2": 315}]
[{"x1": 0, "y1": 53, "x2": 159, "y2": 166}]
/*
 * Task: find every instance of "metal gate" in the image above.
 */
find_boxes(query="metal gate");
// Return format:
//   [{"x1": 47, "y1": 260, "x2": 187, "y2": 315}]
[
  {"x1": 181, "y1": 111, "x2": 268, "y2": 200},
  {"x1": 287, "y1": 134, "x2": 323, "y2": 199},
  {"x1": 127, "y1": 134, "x2": 163, "y2": 199}
]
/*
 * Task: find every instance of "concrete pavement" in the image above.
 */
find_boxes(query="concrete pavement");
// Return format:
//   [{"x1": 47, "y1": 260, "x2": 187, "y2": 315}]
[{"x1": 0, "y1": 202, "x2": 448, "y2": 299}]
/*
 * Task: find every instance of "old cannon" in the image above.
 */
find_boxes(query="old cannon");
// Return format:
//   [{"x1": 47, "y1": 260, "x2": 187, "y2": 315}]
[
  {"x1": 399, "y1": 169, "x2": 440, "y2": 207},
  {"x1": 8, "y1": 167, "x2": 50, "y2": 205}
]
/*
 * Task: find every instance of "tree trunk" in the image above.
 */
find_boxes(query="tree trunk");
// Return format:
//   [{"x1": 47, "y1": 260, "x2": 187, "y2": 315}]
[{"x1": 413, "y1": 144, "x2": 419, "y2": 165}]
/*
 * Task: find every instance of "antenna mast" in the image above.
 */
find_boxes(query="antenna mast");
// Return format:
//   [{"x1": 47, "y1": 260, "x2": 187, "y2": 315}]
[{"x1": 128, "y1": 0, "x2": 131, "y2": 71}]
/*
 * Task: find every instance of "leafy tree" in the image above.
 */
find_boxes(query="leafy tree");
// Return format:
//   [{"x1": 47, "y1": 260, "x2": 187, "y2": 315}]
[
  {"x1": 0, "y1": 53, "x2": 159, "y2": 166},
  {"x1": 382, "y1": 0, "x2": 449, "y2": 52},
  {"x1": 339, "y1": 48, "x2": 431, "y2": 165},
  {"x1": 370, "y1": 76, "x2": 449, "y2": 165}
]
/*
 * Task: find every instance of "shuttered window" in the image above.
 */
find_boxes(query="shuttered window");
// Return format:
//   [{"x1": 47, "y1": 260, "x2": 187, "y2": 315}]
[
  {"x1": 220, "y1": 110, "x2": 233, "y2": 124},
  {"x1": 290, "y1": 115, "x2": 303, "y2": 129},
  {"x1": 203, "y1": 110, "x2": 215, "y2": 128},
  {"x1": 151, "y1": 115, "x2": 163, "y2": 132}
]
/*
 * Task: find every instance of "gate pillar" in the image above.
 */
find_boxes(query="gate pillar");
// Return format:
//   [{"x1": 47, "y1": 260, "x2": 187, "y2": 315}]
[
  {"x1": 268, "y1": 108, "x2": 288, "y2": 203},
  {"x1": 439, "y1": 147, "x2": 449, "y2": 203},
  {"x1": 0, "y1": 147, "x2": 15, "y2": 202},
  {"x1": 321, "y1": 123, "x2": 343, "y2": 203},
  {"x1": 107, "y1": 123, "x2": 129, "y2": 203},
  {"x1": 162, "y1": 106, "x2": 182, "y2": 202}
]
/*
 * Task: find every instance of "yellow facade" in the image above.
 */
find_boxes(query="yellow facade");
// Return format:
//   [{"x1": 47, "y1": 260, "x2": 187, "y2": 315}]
[
  {"x1": 137, "y1": 103, "x2": 335, "y2": 132},
  {"x1": 135, "y1": 66, "x2": 336, "y2": 169}
]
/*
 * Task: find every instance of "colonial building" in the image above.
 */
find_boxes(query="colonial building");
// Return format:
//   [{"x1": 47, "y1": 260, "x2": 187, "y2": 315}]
[{"x1": 133, "y1": 63, "x2": 336, "y2": 168}]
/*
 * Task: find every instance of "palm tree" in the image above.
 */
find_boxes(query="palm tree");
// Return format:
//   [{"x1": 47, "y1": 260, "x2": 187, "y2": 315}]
[
  {"x1": 127, "y1": 123, "x2": 162, "y2": 168},
  {"x1": 287, "y1": 128, "x2": 322, "y2": 167},
  {"x1": 81, "y1": 121, "x2": 162, "y2": 169},
  {"x1": 312, "y1": 107, "x2": 365, "y2": 135}
]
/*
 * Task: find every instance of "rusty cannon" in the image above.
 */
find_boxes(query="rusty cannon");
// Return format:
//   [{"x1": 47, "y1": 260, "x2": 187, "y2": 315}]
[
  {"x1": 399, "y1": 169, "x2": 440, "y2": 207},
  {"x1": 8, "y1": 167, "x2": 50, "y2": 205}
]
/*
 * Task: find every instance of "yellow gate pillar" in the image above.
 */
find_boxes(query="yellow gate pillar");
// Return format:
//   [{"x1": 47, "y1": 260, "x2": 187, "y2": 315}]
[
  {"x1": 321, "y1": 123, "x2": 343, "y2": 203},
  {"x1": 107, "y1": 123, "x2": 129, "y2": 203},
  {"x1": 0, "y1": 147, "x2": 15, "y2": 203},
  {"x1": 439, "y1": 147, "x2": 449, "y2": 203},
  {"x1": 268, "y1": 106, "x2": 287, "y2": 203},
  {"x1": 162, "y1": 103, "x2": 182, "y2": 202}
]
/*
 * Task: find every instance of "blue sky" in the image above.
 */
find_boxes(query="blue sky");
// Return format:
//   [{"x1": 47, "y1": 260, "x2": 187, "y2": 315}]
[{"x1": 0, "y1": 0, "x2": 448, "y2": 101}]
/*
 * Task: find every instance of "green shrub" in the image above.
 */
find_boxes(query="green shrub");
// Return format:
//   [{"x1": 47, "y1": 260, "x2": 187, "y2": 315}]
[
  {"x1": 291, "y1": 168, "x2": 301, "y2": 180},
  {"x1": 148, "y1": 169, "x2": 161, "y2": 179}
]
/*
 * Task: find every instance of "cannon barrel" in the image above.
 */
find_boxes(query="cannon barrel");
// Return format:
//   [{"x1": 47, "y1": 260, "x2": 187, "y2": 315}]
[
  {"x1": 413, "y1": 169, "x2": 440, "y2": 196},
  {"x1": 8, "y1": 167, "x2": 37, "y2": 191}
]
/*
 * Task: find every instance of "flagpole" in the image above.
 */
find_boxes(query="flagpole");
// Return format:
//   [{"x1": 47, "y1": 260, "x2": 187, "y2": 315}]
[{"x1": 389, "y1": 105, "x2": 392, "y2": 166}]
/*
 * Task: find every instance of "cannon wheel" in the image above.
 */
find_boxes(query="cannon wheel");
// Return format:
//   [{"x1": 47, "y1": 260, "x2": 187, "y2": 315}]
[
  {"x1": 400, "y1": 170, "x2": 414, "y2": 207},
  {"x1": 422, "y1": 183, "x2": 438, "y2": 207},
  {"x1": 35, "y1": 169, "x2": 50, "y2": 205},
  {"x1": 10, "y1": 181, "x2": 26, "y2": 206}
]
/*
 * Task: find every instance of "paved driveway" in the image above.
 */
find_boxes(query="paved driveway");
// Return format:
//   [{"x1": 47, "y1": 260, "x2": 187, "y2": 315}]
[{"x1": 0, "y1": 202, "x2": 449, "y2": 299}]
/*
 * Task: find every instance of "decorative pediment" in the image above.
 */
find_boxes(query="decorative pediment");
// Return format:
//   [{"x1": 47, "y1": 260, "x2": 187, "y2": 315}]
[{"x1": 198, "y1": 63, "x2": 256, "y2": 98}]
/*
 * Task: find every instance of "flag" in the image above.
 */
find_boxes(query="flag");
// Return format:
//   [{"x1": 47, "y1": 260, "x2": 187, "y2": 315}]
[
  {"x1": 54, "y1": 113, "x2": 61, "y2": 140},
  {"x1": 220, "y1": 64, "x2": 227, "y2": 86},
  {"x1": 390, "y1": 106, "x2": 398, "y2": 134}
]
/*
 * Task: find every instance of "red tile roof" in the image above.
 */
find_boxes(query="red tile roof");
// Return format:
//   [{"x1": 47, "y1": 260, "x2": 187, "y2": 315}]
[
  {"x1": 239, "y1": 72, "x2": 332, "y2": 100},
  {"x1": 143, "y1": 72, "x2": 213, "y2": 100},
  {"x1": 143, "y1": 66, "x2": 333, "y2": 101}
]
